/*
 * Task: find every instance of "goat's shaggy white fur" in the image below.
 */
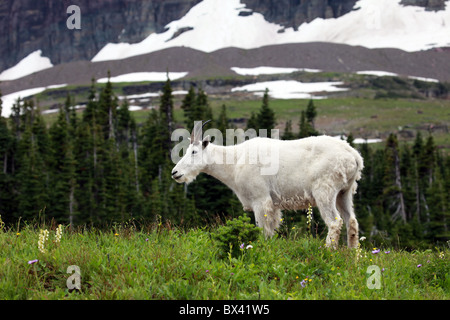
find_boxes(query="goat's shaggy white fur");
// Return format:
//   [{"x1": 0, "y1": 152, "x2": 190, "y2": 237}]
[{"x1": 172, "y1": 133, "x2": 364, "y2": 248}]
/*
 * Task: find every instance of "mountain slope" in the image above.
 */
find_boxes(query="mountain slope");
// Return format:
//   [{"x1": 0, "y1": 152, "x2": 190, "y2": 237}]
[
  {"x1": 91, "y1": 0, "x2": 450, "y2": 62},
  {"x1": 1, "y1": 0, "x2": 450, "y2": 72}
]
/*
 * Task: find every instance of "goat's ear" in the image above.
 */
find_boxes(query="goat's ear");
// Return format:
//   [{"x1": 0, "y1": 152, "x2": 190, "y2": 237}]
[{"x1": 202, "y1": 135, "x2": 211, "y2": 149}]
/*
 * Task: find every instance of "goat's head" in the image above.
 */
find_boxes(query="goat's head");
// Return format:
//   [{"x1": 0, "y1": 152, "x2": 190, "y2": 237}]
[{"x1": 171, "y1": 120, "x2": 212, "y2": 184}]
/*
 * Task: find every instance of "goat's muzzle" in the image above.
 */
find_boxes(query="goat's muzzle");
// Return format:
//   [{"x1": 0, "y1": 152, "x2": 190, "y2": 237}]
[{"x1": 171, "y1": 170, "x2": 183, "y2": 180}]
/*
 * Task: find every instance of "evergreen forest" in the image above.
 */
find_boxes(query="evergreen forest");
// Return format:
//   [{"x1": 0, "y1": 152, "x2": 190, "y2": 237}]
[{"x1": 0, "y1": 76, "x2": 448, "y2": 249}]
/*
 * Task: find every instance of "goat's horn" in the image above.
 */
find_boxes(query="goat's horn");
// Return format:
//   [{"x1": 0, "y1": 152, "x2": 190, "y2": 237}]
[
  {"x1": 202, "y1": 119, "x2": 211, "y2": 128},
  {"x1": 190, "y1": 120, "x2": 212, "y2": 144}
]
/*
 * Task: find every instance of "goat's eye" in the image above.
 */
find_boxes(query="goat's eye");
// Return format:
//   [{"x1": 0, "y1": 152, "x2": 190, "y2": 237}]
[{"x1": 192, "y1": 150, "x2": 197, "y2": 155}]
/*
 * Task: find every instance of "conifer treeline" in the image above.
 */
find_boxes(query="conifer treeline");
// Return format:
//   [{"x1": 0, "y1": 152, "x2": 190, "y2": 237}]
[{"x1": 0, "y1": 78, "x2": 448, "y2": 247}]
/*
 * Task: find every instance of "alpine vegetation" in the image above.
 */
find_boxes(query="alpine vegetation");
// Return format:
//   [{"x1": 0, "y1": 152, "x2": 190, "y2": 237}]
[{"x1": 171, "y1": 121, "x2": 364, "y2": 248}]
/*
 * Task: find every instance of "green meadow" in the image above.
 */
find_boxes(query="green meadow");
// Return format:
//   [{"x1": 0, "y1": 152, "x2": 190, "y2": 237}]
[{"x1": 1, "y1": 218, "x2": 448, "y2": 300}]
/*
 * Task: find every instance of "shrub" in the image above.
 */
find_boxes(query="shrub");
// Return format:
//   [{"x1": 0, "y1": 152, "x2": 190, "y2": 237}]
[{"x1": 212, "y1": 215, "x2": 261, "y2": 258}]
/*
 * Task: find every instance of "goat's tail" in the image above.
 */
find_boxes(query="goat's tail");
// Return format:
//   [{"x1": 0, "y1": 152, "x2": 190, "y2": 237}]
[{"x1": 348, "y1": 147, "x2": 364, "y2": 194}]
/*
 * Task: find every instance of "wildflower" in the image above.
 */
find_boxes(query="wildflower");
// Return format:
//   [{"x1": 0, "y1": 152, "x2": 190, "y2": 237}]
[
  {"x1": 55, "y1": 224, "x2": 63, "y2": 243},
  {"x1": 246, "y1": 245, "x2": 253, "y2": 249},
  {"x1": 439, "y1": 251, "x2": 444, "y2": 259},
  {"x1": 300, "y1": 280, "x2": 307, "y2": 288},
  {"x1": 384, "y1": 251, "x2": 390, "y2": 254},
  {"x1": 38, "y1": 229, "x2": 49, "y2": 254},
  {"x1": 417, "y1": 264, "x2": 422, "y2": 268},
  {"x1": 296, "y1": 276, "x2": 299, "y2": 279},
  {"x1": 206, "y1": 269, "x2": 209, "y2": 273},
  {"x1": 114, "y1": 233, "x2": 119, "y2": 236},
  {"x1": 240, "y1": 243, "x2": 245, "y2": 249},
  {"x1": 145, "y1": 238, "x2": 149, "y2": 242},
  {"x1": 264, "y1": 214, "x2": 267, "y2": 218},
  {"x1": 382, "y1": 268, "x2": 385, "y2": 272},
  {"x1": 292, "y1": 227, "x2": 296, "y2": 230},
  {"x1": 16, "y1": 232, "x2": 20, "y2": 236},
  {"x1": 28, "y1": 259, "x2": 39, "y2": 265},
  {"x1": 372, "y1": 249, "x2": 380, "y2": 254},
  {"x1": 355, "y1": 236, "x2": 368, "y2": 263},
  {"x1": 306, "y1": 204, "x2": 313, "y2": 231}
]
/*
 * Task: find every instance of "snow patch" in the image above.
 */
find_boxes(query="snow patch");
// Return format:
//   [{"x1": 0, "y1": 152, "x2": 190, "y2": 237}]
[
  {"x1": 1, "y1": 87, "x2": 47, "y2": 117},
  {"x1": 0, "y1": 50, "x2": 53, "y2": 81},
  {"x1": 46, "y1": 84, "x2": 67, "y2": 89},
  {"x1": 91, "y1": 0, "x2": 450, "y2": 63},
  {"x1": 334, "y1": 135, "x2": 382, "y2": 144},
  {"x1": 97, "y1": 72, "x2": 188, "y2": 83},
  {"x1": 356, "y1": 70, "x2": 399, "y2": 77},
  {"x1": 231, "y1": 80, "x2": 347, "y2": 99},
  {"x1": 1, "y1": 83, "x2": 69, "y2": 117},
  {"x1": 408, "y1": 76, "x2": 439, "y2": 83},
  {"x1": 231, "y1": 66, "x2": 320, "y2": 76}
]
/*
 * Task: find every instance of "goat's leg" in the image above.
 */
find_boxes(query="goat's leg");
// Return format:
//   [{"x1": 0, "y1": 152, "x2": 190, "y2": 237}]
[
  {"x1": 314, "y1": 190, "x2": 343, "y2": 249},
  {"x1": 336, "y1": 188, "x2": 359, "y2": 248},
  {"x1": 253, "y1": 198, "x2": 280, "y2": 238}
]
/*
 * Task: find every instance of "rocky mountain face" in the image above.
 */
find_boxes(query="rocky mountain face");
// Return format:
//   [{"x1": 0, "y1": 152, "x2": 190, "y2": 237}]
[
  {"x1": 240, "y1": 0, "x2": 448, "y2": 30},
  {"x1": 0, "y1": 0, "x2": 201, "y2": 71},
  {"x1": 240, "y1": 0, "x2": 358, "y2": 30},
  {"x1": 400, "y1": 0, "x2": 447, "y2": 11},
  {"x1": 0, "y1": 0, "x2": 448, "y2": 72}
]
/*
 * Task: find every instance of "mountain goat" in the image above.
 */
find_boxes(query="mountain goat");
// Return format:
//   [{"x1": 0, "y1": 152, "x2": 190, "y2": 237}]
[{"x1": 171, "y1": 121, "x2": 364, "y2": 248}]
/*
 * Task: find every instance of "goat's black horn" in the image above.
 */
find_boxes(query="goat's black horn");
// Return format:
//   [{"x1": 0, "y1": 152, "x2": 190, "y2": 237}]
[
  {"x1": 202, "y1": 119, "x2": 211, "y2": 128},
  {"x1": 190, "y1": 120, "x2": 212, "y2": 144}
]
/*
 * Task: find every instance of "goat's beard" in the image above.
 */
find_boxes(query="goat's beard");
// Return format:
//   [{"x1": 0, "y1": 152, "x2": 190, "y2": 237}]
[{"x1": 178, "y1": 170, "x2": 200, "y2": 185}]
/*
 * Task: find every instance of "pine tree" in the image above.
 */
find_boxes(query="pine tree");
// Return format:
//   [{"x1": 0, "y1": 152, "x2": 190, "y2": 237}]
[
  {"x1": 74, "y1": 79, "x2": 105, "y2": 224},
  {"x1": 49, "y1": 109, "x2": 76, "y2": 224},
  {"x1": 305, "y1": 99, "x2": 317, "y2": 129},
  {"x1": 98, "y1": 71, "x2": 117, "y2": 141},
  {"x1": 298, "y1": 110, "x2": 309, "y2": 138},
  {"x1": 217, "y1": 104, "x2": 229, "y2": 135},
  {"x1": 159, "y1": 77, "x2": 175, "y2": 154},
  {"x1": 0, "y1": 91, "x2": 16, "y2": 224},
  {"x1": 256, "y1": 88, "x2": 276, "y2": 137},
  {"x1": 197, "y1": 87, "x2": 213, "y2": 128},
  {"x1": 298, "y1": 100, "x2": 319, "y2": 138},
  {"x1": 383, "y1": 134, "x2": 407, "y2": 223},
  {"x1": 246, "y1": 111, "x2": 258, "y2": 131},
  {"x1": 181, "y1": 86, "x2": 213, "y2": 129},
  {"x1": 346, "y1": 132, "x2": 355, "y2": 148},
  {"x1": 282, "y1": 120, "x2": 296, "y2": 140},
  {"x1": 181, "y1": 86, "x2": 197, "y2": 126},
  {"x1": 15, "y1": 102, "x2": 50, "y2": 220}
]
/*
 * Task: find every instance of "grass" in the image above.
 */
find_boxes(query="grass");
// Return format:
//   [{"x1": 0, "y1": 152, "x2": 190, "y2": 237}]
[{"x1": 1, "y1": 218, "x2": 448, "y2": 300}]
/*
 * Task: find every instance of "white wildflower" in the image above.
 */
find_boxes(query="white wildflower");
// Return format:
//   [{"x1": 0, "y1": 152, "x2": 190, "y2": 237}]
[
  {"x1": 306, "y1": 204, "x2": 313, "y2": 232},
  {"x1": 55, "y1": 224, "x2": 63, "y2": 243},
  {"x1": 38, "y1": 229, "x2": 49, "y2": 254}
]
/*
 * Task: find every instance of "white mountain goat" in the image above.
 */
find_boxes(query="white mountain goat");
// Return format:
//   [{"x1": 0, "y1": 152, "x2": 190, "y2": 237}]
[{"x1": 171, "y1": 121, "x2": 364, "y2": 248}]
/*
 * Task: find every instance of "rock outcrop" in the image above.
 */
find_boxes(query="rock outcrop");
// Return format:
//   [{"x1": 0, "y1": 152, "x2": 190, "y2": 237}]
[
  {"x1": 1, "y1": 0, "x2": 448, "y2": 72},
  {"x1": 0, "y1": 0, "x2": 201, "y2": 71}
]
